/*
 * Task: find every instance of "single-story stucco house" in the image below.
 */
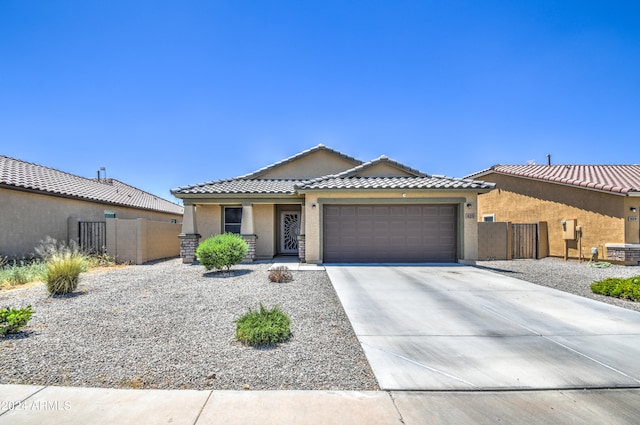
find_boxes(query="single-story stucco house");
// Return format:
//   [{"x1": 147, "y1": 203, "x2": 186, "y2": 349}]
[
  {"x1": 1, "y1": 155, "x2": 184, "y2": 260},
  {"x1": 171, "y1": 145, "x2": 495, "y2": 264},
  {"x1": 467, "y1": 164, "x2": 640, "y2": 264}
]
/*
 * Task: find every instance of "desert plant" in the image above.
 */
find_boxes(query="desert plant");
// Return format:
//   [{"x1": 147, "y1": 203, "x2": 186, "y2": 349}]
[
  {"x1": 45, "y1": 252, "x2": 86, "y2": 295},
  {"x1": 591, "y1": 276, "x2": 640, "y2": 301},
  {"x1": 36, "y1": 237, "x2": 87, "y2": 295},
  {"x1": 0, "y1": 305, "x2": 33, "y2": 336},
  {"x1": 196, "y1": 233, "x2": 248, "y2": 271},
  {"x1": 0, "y1": 261, "x2": 47, "y2": 288},
  {"x1": 235, "y1": 304, "x2": 291, "y2": 347},
  {"x1": 268, "y1": 266, "x2": 293, "y2": 283},
  {"x1": 86, "y1": 248, "x2": 118, "y2": 268}
]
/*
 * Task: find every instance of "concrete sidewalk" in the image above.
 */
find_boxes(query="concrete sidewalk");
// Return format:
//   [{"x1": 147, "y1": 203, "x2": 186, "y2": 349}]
[{"x1": 2, "y1": 385, "x2": 640, "y2": 424}]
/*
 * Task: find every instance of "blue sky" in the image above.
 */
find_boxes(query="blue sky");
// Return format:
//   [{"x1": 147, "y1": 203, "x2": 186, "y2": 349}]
[{"x1": 1, "y1": 1, "x2": 639, "y2": 202}]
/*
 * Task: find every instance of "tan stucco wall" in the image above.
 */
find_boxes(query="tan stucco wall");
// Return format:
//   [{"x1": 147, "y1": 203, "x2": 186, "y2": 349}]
[
  {"x1": 624, "y1": 197, "x2": 640, "y2": 243},
  {"x1": 476, "y1": 173, "x2": 635, "y2": 259},
  {"x1": 356, "y1": 163, "x2": 413, "y2": 177},
  {"x1": 194, "y1": 203, "x2": 278, "y2": 259},
  {"x1": 196, "y1": 204, "x2": 222, "y2": 239},
  {"x1": 301, "y1": 190, "x2": 480, "y2": 263},
  {"x1": 258, "y1": 150, "x2": 359, "y2": 179},
  {"x1": 106, "y1": 218, "x2": 181, "y2": 264},
  {"x1": 0, "y1": 188, "x2": 182, "y2": 258}
]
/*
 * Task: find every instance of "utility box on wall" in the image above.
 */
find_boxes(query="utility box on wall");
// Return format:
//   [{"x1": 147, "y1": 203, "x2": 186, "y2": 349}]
[{"x1": 561, "y1": 219, "x2": 577, "y2": 240}]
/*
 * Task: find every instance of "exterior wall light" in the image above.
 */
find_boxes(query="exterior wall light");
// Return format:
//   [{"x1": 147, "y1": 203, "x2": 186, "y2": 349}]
[
  {"x1": 312, "y1": 203, "x2": 317, "y2": 209},
  {"x1": 631, "y1": 207, "x2": 638, "y2": 213},
  {"x1": 466, "y1": 203, "x2": 473, "y2": 208}
]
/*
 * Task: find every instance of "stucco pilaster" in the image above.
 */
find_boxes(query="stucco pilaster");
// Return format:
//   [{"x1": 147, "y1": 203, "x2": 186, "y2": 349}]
[
  {"x1": 461, "y1": 195, "x2": 479, "y2": 263},
  {"x1": 304, "y1": 196, "x2": 321, "y2": 263},
  {"x1": 181, "y1": 204, "x2": 198, "y2": 235},
  {"x1": 240, "y1": 203, "x2": 254, "y2": 235}
]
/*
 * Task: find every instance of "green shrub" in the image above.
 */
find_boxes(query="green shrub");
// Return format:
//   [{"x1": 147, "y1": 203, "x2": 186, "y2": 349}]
[
  {"x1": 268, "y1": 266, "x2": 293, "y2": 283},
  {"x1": 36, "y1": 237, "x2": 87, "y2": 295},
  {"x1": 0, "y1": 261, "x2": 47, "y2": 288},
  {"x1": 0, "y1": 305, "x2": 33, "y2": 336},
  {"x1": 235, "y1": 304, "x2": 291, "y2": 347},
  {"x1": 196, "y1": 233, "x2": 248, "y2": 271},
  {"x1": 591, "y1": 276, "x2": 640, "y2": 301}
]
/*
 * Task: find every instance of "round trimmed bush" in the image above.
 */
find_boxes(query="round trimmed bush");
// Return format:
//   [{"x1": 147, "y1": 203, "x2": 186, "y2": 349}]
[{"x1": 196, "y1": 233, "x2": 248, "y2": 271}]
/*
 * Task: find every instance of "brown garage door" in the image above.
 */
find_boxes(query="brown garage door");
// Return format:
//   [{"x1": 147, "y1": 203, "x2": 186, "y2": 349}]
[{"x1": 323, "y1": 204, "x2": 458, "y2": 263}]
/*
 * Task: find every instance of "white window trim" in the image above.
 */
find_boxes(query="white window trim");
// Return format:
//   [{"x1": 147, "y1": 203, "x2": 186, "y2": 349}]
[{"x1": 482, "y1": 214, "x2": 496, "y2": 222}]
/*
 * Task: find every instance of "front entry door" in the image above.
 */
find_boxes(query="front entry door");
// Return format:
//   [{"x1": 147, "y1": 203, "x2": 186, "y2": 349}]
[{"x1": 280, "y1": 211, "x2": 300, "y2": 254}]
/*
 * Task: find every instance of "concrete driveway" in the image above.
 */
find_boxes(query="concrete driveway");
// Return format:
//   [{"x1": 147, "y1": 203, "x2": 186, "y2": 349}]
[{"x1": 325, "y1": 265, "x2": 640, "y2": 391}]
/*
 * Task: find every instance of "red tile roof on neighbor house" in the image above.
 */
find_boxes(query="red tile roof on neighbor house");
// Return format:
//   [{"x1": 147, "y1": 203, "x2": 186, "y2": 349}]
[
  {"x1": 0, "y1": 155, "x2": 184, "y2": 215},
  {"x1": 467, "y1": 164, "x2": 640, "y2": 196}
]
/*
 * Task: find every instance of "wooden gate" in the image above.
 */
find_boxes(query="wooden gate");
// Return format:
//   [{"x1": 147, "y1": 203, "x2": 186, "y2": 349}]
[
  {"x1": 79, "y1": 221, "x2": 106, "y2": 254},
  {"x1": 511, "y1": 224, "x2": 538, "y2": 259}
]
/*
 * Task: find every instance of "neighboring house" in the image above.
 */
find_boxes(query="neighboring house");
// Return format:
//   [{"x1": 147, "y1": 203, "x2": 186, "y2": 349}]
[
  {"x1": 467, "y1": 164, "x2": 640, "y2": 264},
  {"x1": 0, "y1": 155, "x2": 184, "y2": 260},
  {"x1": 171, "y1": 145, "x2": 495, "y2": 264}
]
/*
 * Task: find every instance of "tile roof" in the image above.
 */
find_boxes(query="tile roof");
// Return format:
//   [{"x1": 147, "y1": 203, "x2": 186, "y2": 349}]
[
  {"x1": 296, "y1": 176, "x2": 494, "y2": 191},
  {"x1": 467, "y1": 164, "x2": 640, "y2": 195},
  {"x1": 172, "y1": 179, "x2": 302, "y2": 195},
  {"x1": 0, "y1": 155, "x2": 184, "y2": 215},
  {"x1": 172, "y1": 147, "x2": 495, "y2": 196}
]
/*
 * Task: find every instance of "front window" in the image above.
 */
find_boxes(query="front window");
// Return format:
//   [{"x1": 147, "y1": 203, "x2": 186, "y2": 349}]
[
  {"x1": 224, "y1": 207, "x2": 242, "y2": 234},
  {"x1": 482, "y1": 214, "x2": 495, "y2": 223}
]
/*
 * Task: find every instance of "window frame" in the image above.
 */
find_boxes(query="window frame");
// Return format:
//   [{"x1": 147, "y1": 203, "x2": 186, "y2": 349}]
[
  {"x1": 482, "y1": 214, "x2": 496, "y2": 223},
  {"x1": 223, "y1": 206, "x2": 243, "y2": 234}
]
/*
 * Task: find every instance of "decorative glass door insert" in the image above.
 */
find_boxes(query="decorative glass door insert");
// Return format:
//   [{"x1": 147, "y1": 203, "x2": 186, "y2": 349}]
[{"x1": 280, "y1": 212, "x2": 300, "y2": 254}]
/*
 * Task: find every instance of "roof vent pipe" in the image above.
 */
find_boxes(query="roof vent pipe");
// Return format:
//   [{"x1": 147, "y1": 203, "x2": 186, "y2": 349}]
[
  {"x1": 546, "y1": 154, "x2": 551, "y2": 166},
  {"x1": 97, "y1": 170, "x2": 101, "y2": 181}
]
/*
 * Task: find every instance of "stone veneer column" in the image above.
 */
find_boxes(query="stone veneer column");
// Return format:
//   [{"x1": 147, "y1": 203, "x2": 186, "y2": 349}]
[
  {"x1": 179, "y1": 233, "x2": 201, "y2": 263},
  {"x1": 179, "y1": 204, "x2": 200, "y2": 263},
  {"x1": 242, "y1": 234, "x2": 257, "y2": 261}
]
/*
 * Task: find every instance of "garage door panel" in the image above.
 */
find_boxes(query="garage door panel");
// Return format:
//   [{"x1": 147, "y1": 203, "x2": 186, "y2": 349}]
[{"x1": 323, "y1": 204, "x2": 458, "y2": 263}]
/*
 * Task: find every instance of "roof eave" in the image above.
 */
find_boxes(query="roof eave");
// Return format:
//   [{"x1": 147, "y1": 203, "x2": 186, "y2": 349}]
[
  {"x1": 296, "y1": 186, "x2": 495, "y2": 194},
  {"x1": 1, "y1": 184, "x2": 184, "y2": 215},
  {"x1": 173, "y1": 192, "x2": 301, "y2": 199}
]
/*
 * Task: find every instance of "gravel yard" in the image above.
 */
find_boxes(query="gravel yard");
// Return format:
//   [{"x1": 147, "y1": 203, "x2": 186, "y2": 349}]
[
  {"x1": 0, "y1": 259, "x2": 378, "y2": 391},
  {"x1": 476, "y1": 257, "x2": 640, "y2": 312},
  {"x1": 2, "y1": 257, "x2": 639, "y2": 391}
]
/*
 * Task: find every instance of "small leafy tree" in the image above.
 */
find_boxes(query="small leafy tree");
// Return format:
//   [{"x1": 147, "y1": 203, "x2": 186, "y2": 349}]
[{"x1": 196, "y1": 233, "x2": 248, "y2": 272}]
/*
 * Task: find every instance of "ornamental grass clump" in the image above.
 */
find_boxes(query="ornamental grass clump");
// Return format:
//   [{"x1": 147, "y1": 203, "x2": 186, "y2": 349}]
[
  {"x1": 235, "y1": 304, "x2": 291, "y2": 347},
  {"x1": 36, "y1": 237, "x2": 87, "y2": 295},
  {"x1": 196, "y1": 233, "x2": 248, "y2": 272}
]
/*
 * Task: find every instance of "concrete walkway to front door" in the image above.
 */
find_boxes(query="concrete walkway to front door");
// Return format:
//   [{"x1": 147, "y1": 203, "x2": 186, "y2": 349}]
[{"x1": 325, "y1": 265, "x2": 640, "y2": 391}]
